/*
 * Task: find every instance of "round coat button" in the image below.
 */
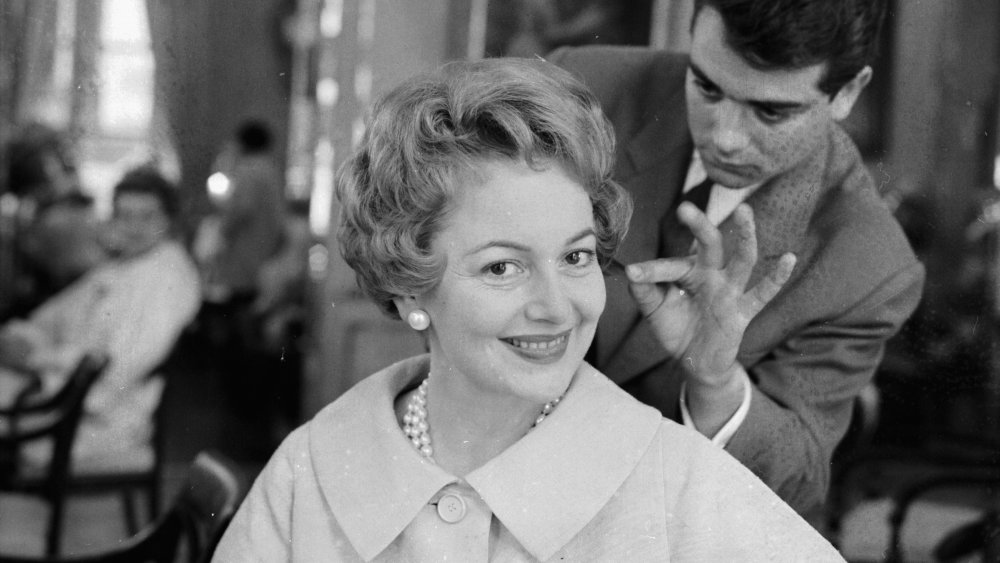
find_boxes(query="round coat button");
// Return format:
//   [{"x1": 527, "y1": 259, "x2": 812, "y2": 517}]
[{"x1": 436, "y1": 493, "x2": 466, "y2": 523}]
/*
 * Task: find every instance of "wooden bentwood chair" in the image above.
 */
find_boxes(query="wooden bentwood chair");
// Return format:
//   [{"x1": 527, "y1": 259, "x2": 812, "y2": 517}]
[
  {"x1": 0, "y1": 353, "x2": 109, "y2": 557},
  {"x1": 0, "y1": 450, "x2": 246, "y2": 563}
]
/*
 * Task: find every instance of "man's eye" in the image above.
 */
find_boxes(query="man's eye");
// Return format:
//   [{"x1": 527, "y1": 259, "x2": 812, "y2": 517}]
[
  {"x1": 488, "y1": 262, "x2": 509, "y2": 276},
  {"x1": 694, "y1": 79, "x2": 721, "y2": 99},
  {"x1": 756, "y1": 107, "x2": 790, "y2": 124}
]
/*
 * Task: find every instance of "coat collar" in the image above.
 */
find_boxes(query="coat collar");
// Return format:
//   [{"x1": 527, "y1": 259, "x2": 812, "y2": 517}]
[
  {"x1": 464, "y1": 364, "x2": 662, "y2": 561},
  {"x1": 309, "y1": 355, "x2": 663, "y2": 561},
  {"x1": 308, "y1": 356, "x2": 453, "y2": 561}
]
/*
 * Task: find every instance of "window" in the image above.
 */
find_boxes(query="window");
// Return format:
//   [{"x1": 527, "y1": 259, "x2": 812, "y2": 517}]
[{"x1": 78, "y1": 0, "x2": 157, "y2": 217}]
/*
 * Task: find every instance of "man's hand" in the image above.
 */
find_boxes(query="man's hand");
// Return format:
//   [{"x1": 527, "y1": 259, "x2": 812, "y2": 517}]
[{"x1": 625, "y1": 203, "x2": 795, "y2": 427}]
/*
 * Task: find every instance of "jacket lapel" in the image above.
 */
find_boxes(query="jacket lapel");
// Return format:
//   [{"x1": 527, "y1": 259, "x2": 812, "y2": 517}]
[
  {"x1": 734, "y1": 126, "x2": 846, "y2": 355},
  {"x1": 737, "y1": 140, "x2": 828, "y2": 289},
  {"x1": 596, "y1": 55, "x2": 692, "y2": 369}
]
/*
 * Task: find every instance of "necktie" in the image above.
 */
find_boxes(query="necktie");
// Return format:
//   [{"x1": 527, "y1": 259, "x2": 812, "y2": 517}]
[
  {"x1": 660, "y1": 176, "x2": 713, "y2": 257},
  {"x1": 682, "y1": 176, "x2": 713, "y2": 212}
]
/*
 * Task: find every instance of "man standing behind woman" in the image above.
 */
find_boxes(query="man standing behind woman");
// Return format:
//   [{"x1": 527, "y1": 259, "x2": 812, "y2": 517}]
[
  {"x1": 215, "y1": 58, "x2": 843, "y2": 561},
  {"x1": 550, "y1": 0, "x2": 924, "y2": 516}
]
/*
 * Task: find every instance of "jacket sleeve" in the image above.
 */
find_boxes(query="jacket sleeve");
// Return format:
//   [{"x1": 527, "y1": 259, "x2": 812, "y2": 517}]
[
  {"x1": 83, "y1": 249, "x2": 201, "y2": 413},
  {"x1": 725, "y1": 260, "x2": 925, "y2": 514}
]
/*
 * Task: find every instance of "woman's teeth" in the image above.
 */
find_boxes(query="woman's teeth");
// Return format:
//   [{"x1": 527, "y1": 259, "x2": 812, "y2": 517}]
[{"x1": 506, "y1": 335, "x2": 567, "y2": 350}]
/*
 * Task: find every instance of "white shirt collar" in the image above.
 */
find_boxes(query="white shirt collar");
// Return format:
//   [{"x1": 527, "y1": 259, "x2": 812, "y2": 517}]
[
  {"x1": 307, "y1": 355, "x2": 663, "y2": 561},
  {"x1": 683, "y1": 151, "x2": 762, "y2": 226}
]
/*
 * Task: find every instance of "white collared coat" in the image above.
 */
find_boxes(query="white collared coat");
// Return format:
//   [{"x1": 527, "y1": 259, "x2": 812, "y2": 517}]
[{"x1": 214, "y1": 355, "x2": 843, "y2": 562}]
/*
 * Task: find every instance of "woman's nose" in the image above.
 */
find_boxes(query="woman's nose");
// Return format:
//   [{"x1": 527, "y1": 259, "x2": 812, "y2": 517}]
[
  {"x1": 711, "y1": 101, "x2": 751, "y2": 156},
  {"x1": 523, "y1": 268, "x2": 572, "y2": 323}
]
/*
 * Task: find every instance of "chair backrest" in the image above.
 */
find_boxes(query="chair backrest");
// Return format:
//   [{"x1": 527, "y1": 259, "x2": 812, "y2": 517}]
[
  {"x1": 74, "y1": 451, "x2": 247, "y2": 563},
  {"x1": 176, "y1": 451, "x2": 245, "y2": 563},
  {"x1": 0, "y1": 352, "x2": 109, "y2": 488},
  {"x1": 0, "y1": 451, "x2": 246, "y2": 563}
]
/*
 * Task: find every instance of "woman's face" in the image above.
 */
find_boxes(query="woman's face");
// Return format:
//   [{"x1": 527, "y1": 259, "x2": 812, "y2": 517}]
[
  {"x1": 105, "y1": 192, "x2": 170, "y2": 259},
  {"x1": 413, "y1": 159, "x2": 605, "y2": 405}
]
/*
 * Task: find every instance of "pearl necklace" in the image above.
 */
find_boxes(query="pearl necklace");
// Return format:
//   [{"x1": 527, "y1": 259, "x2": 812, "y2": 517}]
[{"x1": 402, "y1": 377, "x2": 563, "y2": 461}]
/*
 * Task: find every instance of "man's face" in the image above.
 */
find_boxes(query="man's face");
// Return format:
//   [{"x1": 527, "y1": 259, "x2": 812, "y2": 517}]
[{"x1": 686, "y1": 6, "x2": 857, "y2": 188}]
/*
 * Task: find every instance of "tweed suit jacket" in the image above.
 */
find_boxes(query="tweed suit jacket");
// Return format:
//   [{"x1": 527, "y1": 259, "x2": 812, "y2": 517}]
[{"x1": 550, "y1": 46, "x2": 925, "y2": 514}]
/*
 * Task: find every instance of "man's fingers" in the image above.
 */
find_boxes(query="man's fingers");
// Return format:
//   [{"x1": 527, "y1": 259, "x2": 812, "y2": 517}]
[
  {"x1": 725, "y1": 204, "x2": 757, "y2": 286},
  {"x1": 627, "y1": 279, "x2": 668, "y2": 315},
  {"x1": 745, "y1": 252, "x2": 797, "y2": 314},
  {"x1": 677, "y1": 202, "x2": 724, "y2": 268},
  {"x1": 626, "y1": 257, "x2": 695, "y2": 316},
  {"x1": 626, "y1": 257, "x2": 695, "y2": 284}
]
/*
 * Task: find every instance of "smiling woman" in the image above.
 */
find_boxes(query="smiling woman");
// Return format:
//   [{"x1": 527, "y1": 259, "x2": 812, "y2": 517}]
[
  {"x1": 405, "y1": 159, "x2": 606, "y2": 465},
  {"x1": 213, "y1": 57, "x2": 845, "y2": 562}
]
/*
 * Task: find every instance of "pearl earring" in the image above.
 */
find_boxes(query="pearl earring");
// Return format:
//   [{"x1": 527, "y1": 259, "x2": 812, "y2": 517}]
[{"x1": 406, "y1": 309, "x2": 430, "y2": 331}]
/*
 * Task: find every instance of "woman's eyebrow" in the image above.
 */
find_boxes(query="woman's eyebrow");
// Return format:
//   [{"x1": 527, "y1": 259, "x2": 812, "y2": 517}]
[
  {"x1": 565, "y1": 228, "x2": 597, "y2": 245},
  {"x1": 464, "y1": 228, "x2": 596, "y2": 257},
  {"x1": 465, "y1": 240, "x2": 531, "y2": 256}
]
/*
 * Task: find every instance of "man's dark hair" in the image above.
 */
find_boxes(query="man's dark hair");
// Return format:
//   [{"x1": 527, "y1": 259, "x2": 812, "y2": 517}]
[
  {"x1": 235, "y1": 120, "x2": 273, "y2": 154},
  {"x1": 693, "y1": 0, "x2": 887, "y2": 96},
  {"x1": 113, "y1": 166, "x2": 180, "y2": 219}
]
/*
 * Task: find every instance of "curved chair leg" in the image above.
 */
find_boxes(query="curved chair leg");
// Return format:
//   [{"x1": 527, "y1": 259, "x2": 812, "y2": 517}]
[
  {"x1": 147, "y1": 480, "x2": 159, "y2": 523},
  {"x1": 45, "y1": 495, "x2": 65, "y2": 557},
  {"x1": 121, "y1": 489, "x2": 140, "y2": 536}
]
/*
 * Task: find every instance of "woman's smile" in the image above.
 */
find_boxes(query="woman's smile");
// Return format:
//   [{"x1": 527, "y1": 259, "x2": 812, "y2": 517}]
[
  {"x1": 412, "y1": 159, "x2": 605, "y2": 404},
  {"x1": 502, "y1": 330, "x2": 572, "y2": 363}
]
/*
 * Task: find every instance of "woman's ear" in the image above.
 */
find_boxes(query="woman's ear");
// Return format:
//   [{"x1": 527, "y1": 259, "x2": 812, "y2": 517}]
[
  {"x1": 393, "y1": 295, "x2": 419, "y2": 321},
  {"x1": 395, "y1": 296, "x2": 431, "y2": 331}
]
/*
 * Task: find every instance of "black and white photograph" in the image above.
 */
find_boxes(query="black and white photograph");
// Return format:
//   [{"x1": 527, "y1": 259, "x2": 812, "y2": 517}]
[{"x1": 0, "y1": 1, "x2": 997, "y2": 561}]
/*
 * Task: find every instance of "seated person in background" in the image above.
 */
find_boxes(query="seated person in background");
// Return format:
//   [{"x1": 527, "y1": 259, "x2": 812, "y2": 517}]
[
  {"x1": 215, "y1": 58, "x2": 842, "y2": 560},
  {"x1": 2, "y1": 123, "x2": 107, "y2": 318},
  {"x1": 16, "y1": 193, "x2": 107, "y2": 305},
  {"x1": 0, "y1": 167, "x2": 201, "y2": 474}
]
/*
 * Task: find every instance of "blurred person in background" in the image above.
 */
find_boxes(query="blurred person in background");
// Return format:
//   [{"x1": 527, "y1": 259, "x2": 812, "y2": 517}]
[
  {"x1": 204, "y1": 119, "x2": 286, "y2": 305},
  {"x1": 198, "y1": 118, "x2": 288, "y2": 452},
  {"x1": 0, "y1": 166, "x2": 201, "y2": 474},
  {"x1": 1, "y1": 123, "x2": 107, "y2": 319}
]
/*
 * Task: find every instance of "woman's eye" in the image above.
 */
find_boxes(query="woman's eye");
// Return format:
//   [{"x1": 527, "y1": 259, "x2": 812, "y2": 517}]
[
  {"x1": 565, "y1": 250, "x2": 596, "y2": 267},
  {"x1": 483, "y1": 261, "x2": 523, "y2": 279}
]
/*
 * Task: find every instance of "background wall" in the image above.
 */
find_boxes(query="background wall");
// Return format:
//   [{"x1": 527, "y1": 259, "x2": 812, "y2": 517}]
[{"x1": 148, "y1": 0, "x2": 294, "y2": 231}]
